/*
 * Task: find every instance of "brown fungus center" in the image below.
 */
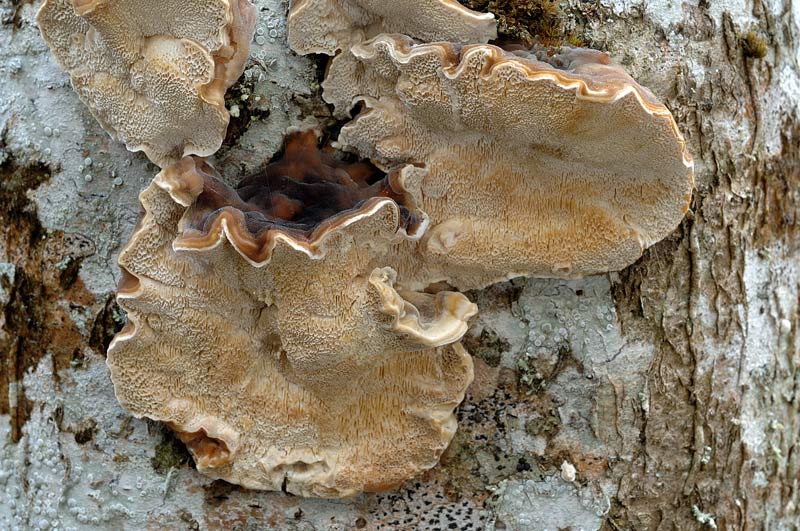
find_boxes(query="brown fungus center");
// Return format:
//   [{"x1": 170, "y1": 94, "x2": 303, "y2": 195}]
[{"x1": 184, "y1": 130, "x2": 421, "y2": 244}]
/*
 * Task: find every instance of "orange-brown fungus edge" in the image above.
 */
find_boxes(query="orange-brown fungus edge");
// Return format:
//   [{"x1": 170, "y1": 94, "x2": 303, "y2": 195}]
[
  {"x1": 366, "y1": 36, "x2": 691, "y2": 168},
  {"x1": 117, "y1": 267, "x2": 140, "y2": 295},
  {"x1": 176, "y1": 130, "x2": 422, "y2": 262},
  {"x1": 168, "y1": 423, "x2": 233, "y2": 468}
]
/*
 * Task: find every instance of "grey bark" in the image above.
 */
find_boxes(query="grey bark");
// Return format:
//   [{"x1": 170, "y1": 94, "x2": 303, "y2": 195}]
[{"x1": 0, "y1": 0, "x2": 798, "y2": 530}]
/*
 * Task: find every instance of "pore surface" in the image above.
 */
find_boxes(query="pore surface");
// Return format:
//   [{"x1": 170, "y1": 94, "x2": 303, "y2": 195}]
[{"x1": 107, "y1": 134, "x2": 476, "y2": 497}]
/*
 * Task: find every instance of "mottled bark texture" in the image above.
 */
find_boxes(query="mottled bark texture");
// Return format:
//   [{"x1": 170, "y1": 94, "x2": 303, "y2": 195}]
[{"x1": 1, "y1": 0, "x2": 798, "y2": 529}]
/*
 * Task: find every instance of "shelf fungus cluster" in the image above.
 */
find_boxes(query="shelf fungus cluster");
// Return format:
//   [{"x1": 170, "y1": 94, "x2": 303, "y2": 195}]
[
  {"x1": 328, "y1": 35, "x2": 695, "y2": 289},
  {"x1": 288, "y1": 1, "x2": 693, "y2": 290},
  {"x1": 36, "y1": 0, "x2": 256, "y2": 167},
  {"x1": 108, "y1": 130, "x2": 477, "y2": 497},
  {"x1": 288, "y1": 0, "x2": 497, "y2": 114},
  {"x1": 51, "y1": 0, "x2": 694, "y2": 497}
]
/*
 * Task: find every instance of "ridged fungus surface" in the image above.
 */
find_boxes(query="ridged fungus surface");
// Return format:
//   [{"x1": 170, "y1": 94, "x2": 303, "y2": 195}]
[
  {"x1": 36, "y1": 0, "x2": 256, "y2": 167},
  {"x1": 107, "y1": 131, "x2": 476, "y2": 497},
  {"x1": 327, "y1": 35, "x2": 694, "y2": 289},
  {"x1": 287, "y1": 0, "x2": 496, "y2": 56},
  {"x1": 287, "y1": 0, "x2": 498, "y2": 115}
]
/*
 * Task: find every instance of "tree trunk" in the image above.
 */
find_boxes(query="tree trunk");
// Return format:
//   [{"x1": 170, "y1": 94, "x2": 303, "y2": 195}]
[{"x1": 1, "y1": 0, "x2": 798, "y2": 529}]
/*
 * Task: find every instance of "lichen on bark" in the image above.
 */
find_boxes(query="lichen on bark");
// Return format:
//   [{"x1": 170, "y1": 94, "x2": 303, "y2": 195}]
[{"x1": 0, "y1": 0, "x2": 798, "y2": 529}]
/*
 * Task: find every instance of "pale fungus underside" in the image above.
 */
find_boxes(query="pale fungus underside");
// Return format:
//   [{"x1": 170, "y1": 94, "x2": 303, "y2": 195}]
[
  {"x1": 327, "y1": 35, "x2": 695, "y2": 290},
  {"x1": 107, "y1": 132, "x2": 477, "y2": 497},
  {"x1": 36, "y1": 0, "x2": 696, "y2": 498},
  {"x1": 36, "y1": 0, "x2": 257, "y2": 167}
]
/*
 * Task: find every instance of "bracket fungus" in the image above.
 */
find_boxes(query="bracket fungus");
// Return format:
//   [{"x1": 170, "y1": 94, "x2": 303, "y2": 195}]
[
  {"x1": 287, "y1": 0, "x2": 497, "y2": 115},
  {"x1": 287, "y1": 0, "x2": 496, "y2": 55},
  {"x1": 107, "y1": 130, "x2": 477, "y2": 497},
  {"x1": 325, "y1": 35, "x2": 694, "y2": 289},
  {"x1": 36, "y1": 0, "x2": 256, "y2": 167}
]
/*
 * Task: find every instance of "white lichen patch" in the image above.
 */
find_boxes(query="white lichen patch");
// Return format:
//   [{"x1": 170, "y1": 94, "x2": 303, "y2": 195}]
[
  {"x1": 762, "y1": 64, "x2": 800, "y2": 156},
  {"x1": 514, "y1": 276, "x2": 625, "y2": 385},
  {"x1": 0, "y1": 2, "x2": 154, "y2": 295},
  {"x1": 512, "y1": 275, "x2": 653, "y2": 471},
  {"x1": 739, "y1": 244, "x2": 799, "y2": 458},
  {"x1": 1, "y1": 356, "x2": 69, "y2": 531},
  {"x1": 488, "y1": 476, "x2": 609, "y2": 531},
  {"x1": 600, "y1": 0, "x2": 758, "y2": 29}
]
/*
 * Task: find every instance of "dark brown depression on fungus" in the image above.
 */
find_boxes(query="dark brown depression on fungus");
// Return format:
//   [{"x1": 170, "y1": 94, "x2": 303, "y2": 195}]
[{"x1": 180, "y1": 129, "x2": 422, "y2": 252}]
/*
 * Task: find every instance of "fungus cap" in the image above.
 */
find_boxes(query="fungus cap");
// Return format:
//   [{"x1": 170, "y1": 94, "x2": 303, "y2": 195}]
[
  {"x1": 107, "y1": 133, "x2": 476, "y2": 497},
  {"x1": 330, "y1": 35, "x2": 694, "y2": 289},
  {"x1": 287, "y1": 0, "x2": 497, "y2": 115},
  {"x1": 36, "y1": 0, "x2": 256, "y2": 167},
  {"x1": 287, "y1": 0, "x2": 496, "y2": 56}
]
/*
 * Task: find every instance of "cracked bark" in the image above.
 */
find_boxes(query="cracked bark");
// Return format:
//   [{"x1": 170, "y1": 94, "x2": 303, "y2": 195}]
[{"x1": 0, "y1": 0, "x2": 798, "y2": 529}]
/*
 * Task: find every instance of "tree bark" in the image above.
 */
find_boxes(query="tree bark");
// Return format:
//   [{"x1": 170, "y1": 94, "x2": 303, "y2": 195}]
[{"x1": 1, "y1": 0, "x2": 798, "y2": 529}]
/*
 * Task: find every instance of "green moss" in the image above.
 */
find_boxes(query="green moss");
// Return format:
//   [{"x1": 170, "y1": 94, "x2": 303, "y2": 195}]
[
  {"x1": 462, "y1": 327, "x2": 510, "y2": 367},
  {"x1": 151, "y1": 428, "x2": 194, "y2": 475},
  {"x1": 741, "y1": 31, "x2": 768, "y2": 59},
  {"x1": 460, "y1": 0, "x2": 580, "y2": 47}
]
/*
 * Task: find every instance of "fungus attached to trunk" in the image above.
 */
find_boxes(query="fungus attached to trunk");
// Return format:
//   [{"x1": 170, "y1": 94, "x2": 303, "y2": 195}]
[
  {"x1": 161, "y1": 129, "x2": 427, "y2": 264},
  {"x1": 107, "y1": 130, "x2": 476, "y2": 497},
  {"x1": 328, "y1": 35, "x2": 694, "y2": 289},
  {"x1": 287, "y1": 0, "x2": 497, "y2": 115},
  {"x1": 36, "y1": 0, "x2": 256, "y2": 167},
  {"x1": 287, "y1": 0, "x2": 496, "y2": 56}
]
